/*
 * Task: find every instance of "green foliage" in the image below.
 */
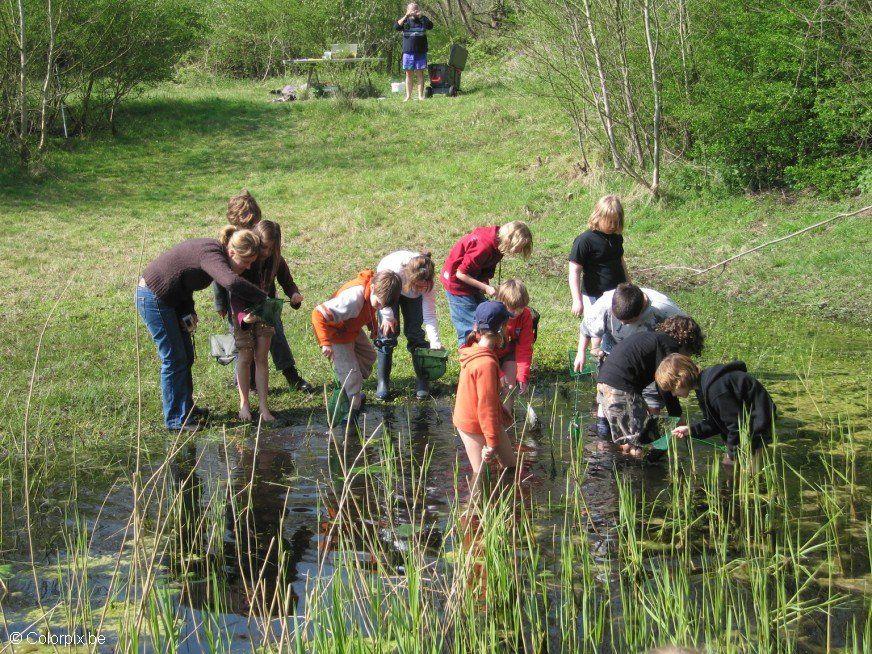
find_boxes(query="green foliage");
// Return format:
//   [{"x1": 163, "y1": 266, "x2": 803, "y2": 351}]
[
  {"x1": 685, "y1": 0, "x2": 870, "y2": 196},
  {"x1": 200, "y1": 0, "x2": 400, "y2": 77}
]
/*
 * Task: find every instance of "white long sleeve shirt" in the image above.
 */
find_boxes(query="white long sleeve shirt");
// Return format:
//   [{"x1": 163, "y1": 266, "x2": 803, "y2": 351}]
[
  {"x1": 319, "y1": 285, "x2": 366, "y2": 323},
  {"x1": 377, "y1": 250, "x2": 442, "y2": 348}
]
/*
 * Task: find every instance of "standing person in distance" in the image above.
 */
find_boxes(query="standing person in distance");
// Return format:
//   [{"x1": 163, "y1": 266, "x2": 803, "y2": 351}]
[{"x1": 395, "y1": 3, "x2": 434, "y2": 102}]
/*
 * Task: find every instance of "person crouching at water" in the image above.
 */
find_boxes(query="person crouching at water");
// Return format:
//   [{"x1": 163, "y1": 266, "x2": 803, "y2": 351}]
[
  {"x1": 374, "y1": 250, "x2": 444, "y2": 401},
  {"x1": 137, "y1": 227, "x2": 266, "y2": 432},
  {"x1": 312, "y1": 270, "x2": 403, "y2": 425},
  {"x1": 453, "y1": 302, "x2": 517, "y2": 487},
  {"x1": 655, "y1": 354, "x2": 776, "y2": 469}
]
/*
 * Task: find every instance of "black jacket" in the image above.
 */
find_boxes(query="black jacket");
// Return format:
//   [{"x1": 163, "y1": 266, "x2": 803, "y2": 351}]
[
  {"x1": 597, "y1": 331, "x2": 683, "y2": 417},
  {"x1": 691, "y1": 361, "x2": 776, "y2": 458},
  {"x1": 395, "y1": 15, "x2": 433, "y2": 54}
]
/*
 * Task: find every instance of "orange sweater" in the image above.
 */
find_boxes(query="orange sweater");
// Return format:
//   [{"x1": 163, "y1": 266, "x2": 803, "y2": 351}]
[
  {"x1": 453, "y1": 344, "x2": 506, "y2": 447},
  {"x1": 311, "y1": 270, "x2": 375, "y2": 346}
]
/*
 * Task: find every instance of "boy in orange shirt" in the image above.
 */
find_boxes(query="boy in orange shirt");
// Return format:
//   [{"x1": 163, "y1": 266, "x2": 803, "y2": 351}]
[
  {"x1": 312, "y1": 270, "x2": 403, "y2": 423},
  {"x1": 453, "y1": 302, "x2": 517, "y2": 484}
]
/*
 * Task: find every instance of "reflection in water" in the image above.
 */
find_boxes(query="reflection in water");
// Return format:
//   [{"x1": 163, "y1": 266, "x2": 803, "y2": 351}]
[{"x1": 147, "y1": 381, "x2": 869, "y2": 650}]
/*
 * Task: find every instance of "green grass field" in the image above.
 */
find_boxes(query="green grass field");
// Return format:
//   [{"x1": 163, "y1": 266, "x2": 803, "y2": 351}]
[
  {"x1": 0, "y1": 72, "x2": 869, "y2": 652},
  {"x1": 1, "y1": 75, "x2": 868, "y2": 442}
]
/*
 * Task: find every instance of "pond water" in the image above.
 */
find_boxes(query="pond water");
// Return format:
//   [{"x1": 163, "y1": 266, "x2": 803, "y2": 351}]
[{"x1": 1, "y1": 379, "x2": 868, "y2": 652}]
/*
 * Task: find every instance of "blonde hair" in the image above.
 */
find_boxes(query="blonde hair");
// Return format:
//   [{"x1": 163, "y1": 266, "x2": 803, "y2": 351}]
[
  {"x1": 403, "y1": 251, "x2": 435, "y2": 293},
  {"x1": 588, "y1": 194, "x2": 624, "y2": 233},
  {"x1": 371, "y1": 270, "x2": 403, "y2": 306},
  {"x1": 497, "y1": 221, "x2": 533, "y2": 258},
  {"x1": 495, "y1": 278, "x2": 529, "y2": 312},
  {"x1": 219, "y1": 225, "x2": 261, "y2": 262},
  {"x1": 227, "y1": 190, "x2": 262, "y2": 228},
  {"x1": 654, "y1": 354, "x2": 701, "y2": 394}
]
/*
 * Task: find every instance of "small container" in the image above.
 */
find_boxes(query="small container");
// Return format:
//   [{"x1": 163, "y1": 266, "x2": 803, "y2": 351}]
[{"x1": 391, "y1": 81, "x2": 405, "y2": 93}]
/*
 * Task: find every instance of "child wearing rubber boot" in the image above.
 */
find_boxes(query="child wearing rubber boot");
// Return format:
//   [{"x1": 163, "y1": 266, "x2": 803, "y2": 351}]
[
  {"x1": 454, "y1": 301, "x2": 517, "y2": 488},
  {"x1": 373, "y1": 251, "x2": 444, "y2": 401},
  {"x1": 655, "y1": 354, "x2": 776, "y2": 470},
  {"x1": 595, "y1": 316, "x2": 705, "y2": 459},
  {"x1": 312, "y1": 270, "x2": 403, "y2": 424}
]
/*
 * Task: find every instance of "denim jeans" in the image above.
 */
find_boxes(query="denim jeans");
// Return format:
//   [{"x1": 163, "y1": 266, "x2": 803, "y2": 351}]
[
  {"x1": 445, "y1": 291, "x2": 484, "y2": 347},
  {"x1": 136, "y1": 286, "x2": 194, "y2": 429},
  {"x1": 374, "y1": 295, "x2": 429, "y2": 354}
]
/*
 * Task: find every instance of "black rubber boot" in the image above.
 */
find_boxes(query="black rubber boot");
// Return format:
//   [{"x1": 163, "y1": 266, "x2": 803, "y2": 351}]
[
  {"x1": 375, "y1": 349, "x2": 393, "y2": 401},
  {"x1": 411, "y1": 355, "x2": 430, "y2": 400},
  {"x1": 283, "y1": 366, "x2": 315, "y2": 393}
]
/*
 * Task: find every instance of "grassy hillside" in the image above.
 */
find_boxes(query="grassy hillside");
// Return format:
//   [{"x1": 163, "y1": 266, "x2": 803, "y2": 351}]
[{"x1": 0, "y1": 75, "x2": 868, "y2": 471}]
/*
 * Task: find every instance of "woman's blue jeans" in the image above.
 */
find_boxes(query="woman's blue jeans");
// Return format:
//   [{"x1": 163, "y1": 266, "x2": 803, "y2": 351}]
[
  {"x1": 136, "y1": 286, "x2": 194, "y2": 429},
  {"x1": 445, "y1": 291, "x2": 485, "y2": 347}
]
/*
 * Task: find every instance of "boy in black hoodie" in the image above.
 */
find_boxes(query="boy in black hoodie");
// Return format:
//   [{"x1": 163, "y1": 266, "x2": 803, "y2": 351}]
[
  {"x1": 595, "y1": 316, "x2": 705, "y2": 458},
  {"x1": 655, "y1": 354, "x2": 776, "y2": 465}
]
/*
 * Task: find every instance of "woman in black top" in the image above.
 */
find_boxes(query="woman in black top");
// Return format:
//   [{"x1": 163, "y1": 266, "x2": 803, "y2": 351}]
[
  {"x1": 569, "y1": 194, "x2": 630, "y2": 317},
  {"x1": 137, "y1": 227, "x2": 266, "y2": 431}
]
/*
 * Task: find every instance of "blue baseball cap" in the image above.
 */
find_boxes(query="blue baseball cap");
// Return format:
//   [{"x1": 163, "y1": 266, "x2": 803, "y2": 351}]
[{"x1": 474, "y1": 301, "x2": 511, "y2": 332}]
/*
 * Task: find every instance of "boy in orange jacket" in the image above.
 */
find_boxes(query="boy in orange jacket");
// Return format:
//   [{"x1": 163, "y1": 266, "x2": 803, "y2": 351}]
[
  {"x1": 454, "y1": 302, "x2": 517, "y2": 483},
  {"x1": 494, "y1": 279, "x2": 537, "y2": 414},
  {"x1": 312, "y1": 270, "x2": 403, "y2": 421}
]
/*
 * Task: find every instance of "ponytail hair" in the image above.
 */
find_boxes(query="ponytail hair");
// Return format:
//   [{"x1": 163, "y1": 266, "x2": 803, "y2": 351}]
[
  {"x1": 403, "y1": 251, "x2": 435, "y2": 293},
  {"x1": 219, "y1": 224, "x2": 260, "y2": 261}
]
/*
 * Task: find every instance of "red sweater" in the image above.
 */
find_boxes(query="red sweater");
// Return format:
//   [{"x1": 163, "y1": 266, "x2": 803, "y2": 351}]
[
  {"x1": 452, "y1": 344, "x2": 506, "y2": 447},
  {"x1": 440, "y1": 226, "x2": 503, "y2": 296},
  {"x1": 497, "y1": 307, "x2": 535, "y2": 384}
]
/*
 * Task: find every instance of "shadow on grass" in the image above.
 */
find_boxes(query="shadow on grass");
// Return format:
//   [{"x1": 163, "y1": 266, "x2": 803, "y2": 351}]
[{"x1": 0, "y1": 93, "x2": 423, "y2": 207}]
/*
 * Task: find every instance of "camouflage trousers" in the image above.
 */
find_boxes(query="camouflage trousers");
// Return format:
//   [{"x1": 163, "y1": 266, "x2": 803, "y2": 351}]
[{"x1": 596, "y1": 383, "x2": 658, "y2": 447}]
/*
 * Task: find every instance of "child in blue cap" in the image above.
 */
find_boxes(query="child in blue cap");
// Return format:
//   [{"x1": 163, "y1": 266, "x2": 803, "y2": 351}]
[{"x1": 453, "y1": 301, "x2": 517, "y2": 485}]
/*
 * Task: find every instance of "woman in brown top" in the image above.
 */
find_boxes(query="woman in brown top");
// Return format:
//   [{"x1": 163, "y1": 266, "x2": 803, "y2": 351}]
[{"x1": 136, "y1": 226, "x2": 266, "y2": 431}]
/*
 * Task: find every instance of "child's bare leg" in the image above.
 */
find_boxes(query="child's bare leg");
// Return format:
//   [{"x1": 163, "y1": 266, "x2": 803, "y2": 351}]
[
  {"x1": 404, "y1": 70, "x2": 413, "y2": 101},
  {"x1": 458, "y1": 429, "x2": 486, "y2": 491},
  {"x1": 254, "y1": 334, "x2": 275, "y2": 422},
  {"x1": 237, "y1": 348, "x2": 254, "y2": 421},
  {"x1": 416, "y1": 70, "x2": 425, "y2": 99}
]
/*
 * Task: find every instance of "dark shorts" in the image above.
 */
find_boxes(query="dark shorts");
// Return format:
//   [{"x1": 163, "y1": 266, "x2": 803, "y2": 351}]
[{"x1": 402, "y1": 52, "x2": 427, "y2": 70}]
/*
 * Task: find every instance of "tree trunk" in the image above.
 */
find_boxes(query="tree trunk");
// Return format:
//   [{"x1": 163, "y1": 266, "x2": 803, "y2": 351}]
[
  {"x1": 38, "y1": 0, "x2": 56, "y2": 151},
  {"x1": 582, "y1": 0, "x2": 621, "y2": 170},
  {"x1": 676, "y1": 0, "x2": 692, "y2": 152},
  {"x1": 642, "y1": 0, "x2": 661, "y2": 194},
  {"x1": 17, "y1": 0, "x2": 28, "y2": 161}
]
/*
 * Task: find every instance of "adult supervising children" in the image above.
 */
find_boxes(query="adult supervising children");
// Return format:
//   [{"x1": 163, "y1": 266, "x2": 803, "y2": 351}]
[
  {"x1": 137, "y1": 228, "x2": 267, "y2": 432},
  {"x1": 395, "y1": 3, "x2": 433, "y2": 102}
]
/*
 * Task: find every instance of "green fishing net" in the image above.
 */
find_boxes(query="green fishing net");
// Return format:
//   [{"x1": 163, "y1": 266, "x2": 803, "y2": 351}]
[
  {"x1": 249, "y1": 297, "x2": 284, "y2": 327},
  {"x1": 413, "y1": 348, "x2": 449, "y2": 382},
  {"x1": 568, "y1": 347, "x2": 598, "y2": 378}
]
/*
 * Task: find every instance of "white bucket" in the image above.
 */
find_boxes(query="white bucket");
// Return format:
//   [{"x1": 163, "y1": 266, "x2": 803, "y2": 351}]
[{"x1": 390, "y1": 82, "x2": 405, "y2": 93}]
